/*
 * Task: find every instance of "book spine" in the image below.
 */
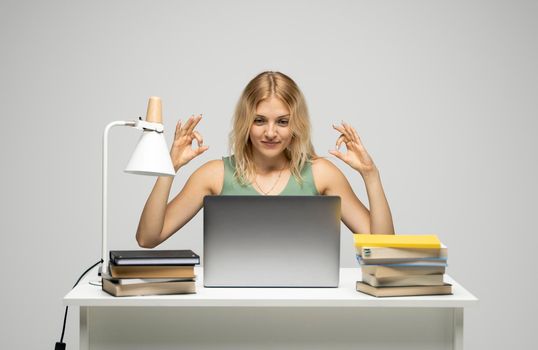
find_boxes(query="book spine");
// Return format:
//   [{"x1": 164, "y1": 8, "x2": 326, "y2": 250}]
[{"x1": 357, "y1": 247, "x2": 447, "y2": 259}]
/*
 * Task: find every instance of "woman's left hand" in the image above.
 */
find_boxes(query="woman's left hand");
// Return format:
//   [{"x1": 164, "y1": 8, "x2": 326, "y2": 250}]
[{"x1": 329, "y1": 122, "x2": 378, "y2": 177}]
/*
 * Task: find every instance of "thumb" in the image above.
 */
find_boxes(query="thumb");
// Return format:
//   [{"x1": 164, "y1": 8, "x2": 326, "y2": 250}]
[
  {"x1": 196, "y1": 146, "x2": 209, "y2": 155},
  {"x1": 329, "y1": 150, "x2": 344, "y2": 161}
]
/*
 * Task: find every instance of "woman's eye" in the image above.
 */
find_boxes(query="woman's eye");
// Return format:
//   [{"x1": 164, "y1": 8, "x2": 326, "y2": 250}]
[
  {"x1": 278, "y1": 120, "x2": 289, "y2": 126},
  {"x1": 254, "y1": 119, "x2": 264, "y2": 124}
]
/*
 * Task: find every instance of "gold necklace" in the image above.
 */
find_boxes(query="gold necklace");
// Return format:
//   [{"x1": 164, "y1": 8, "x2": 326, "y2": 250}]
[{"x1": 254, "y1": 165, "x2": 287, "y2": 195}]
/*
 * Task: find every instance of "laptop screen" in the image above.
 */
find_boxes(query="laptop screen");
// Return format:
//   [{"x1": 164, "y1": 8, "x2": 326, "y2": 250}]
[{"x1": 203, "y1": 195, "x2": 341, "y2": 287}]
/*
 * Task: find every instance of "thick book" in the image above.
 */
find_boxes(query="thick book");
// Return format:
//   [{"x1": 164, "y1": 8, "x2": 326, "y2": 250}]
[
  {"x1": 356, "y1": 245, "x2": 447, "y2": 262},
  {"x1": 102, "y1": 278, "x2": 196, "y2": 297},
  {"x1": 357, "y1": 255, "x2": 448, "y2": 267},
  {"x1": 110, "y1": 250, "x2": 200, "y2": 266},
  {"x1": 356, "y1": 281, "x2": 452, "y2": 297},
  {"x1": 109, "y1": 264, "x2": 195, "y2": 279},
  {"x1": 354, "y1": 234, "x2": 441, "y2": 249},
  {"x1": 362, "y1": 273, "x2": 445, "y2": 287},
  {"x1": 360, "y1": 265, "x2": 446, "y2": 278}
]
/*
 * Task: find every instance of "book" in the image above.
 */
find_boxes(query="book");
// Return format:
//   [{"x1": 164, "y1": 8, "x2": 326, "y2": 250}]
[
  {"x1": 356, "y1": 245, "x2": 447, "y2": 261},
  {"x1": 110, "y1": 250, "x2": 200, "y2": 266},
  {"x1": 357, "y1": 256, "x2": 447, "y2": 267},
  {"x1": 360, "y1": 265, "x2": 446, "y2": 278},
  {"x1": 102, "y1": 278, "x2": 196, "y2": 297},
  {"x1": 362, "y1": 273, "x2": 445, "y2": 287},
  {"x1": 105, "y1": 277, "x2": 196, "y2": 285},
  {"x1": 354, "y1": 234, "x2": 441, "y2": 249},
  {"x1": 356, "y1": 281, "x2": 452, "y2": 297},
  {"x1": 357, "y1": 255, "x2": 447, "y2": 265},
  {"x1": 109, "y1": 264, "x2": 195, "y2": 279}
]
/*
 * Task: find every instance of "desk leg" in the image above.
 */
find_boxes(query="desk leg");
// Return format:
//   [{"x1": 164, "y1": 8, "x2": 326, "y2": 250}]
[
  {"x1": 453, "y1": 308, "x2": 464, "y2": 350},
  {"x1": 80, "y1": 306, "x2": 89, "y2": 350}
]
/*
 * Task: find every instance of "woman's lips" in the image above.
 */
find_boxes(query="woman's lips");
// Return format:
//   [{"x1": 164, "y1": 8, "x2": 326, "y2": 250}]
[{"x1": 261, "y1": 141, "x2": 280, "y2": 148}]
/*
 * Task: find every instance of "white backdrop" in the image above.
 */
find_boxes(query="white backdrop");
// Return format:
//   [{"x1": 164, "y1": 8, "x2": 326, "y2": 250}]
[{"x1": 1, "y1": 1, "x2": 537, "y2": 349}]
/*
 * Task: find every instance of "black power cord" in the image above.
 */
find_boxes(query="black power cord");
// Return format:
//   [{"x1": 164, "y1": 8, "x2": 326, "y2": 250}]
[{"x1": 55, "y1": 259, "x2": 103, "y2": 350}]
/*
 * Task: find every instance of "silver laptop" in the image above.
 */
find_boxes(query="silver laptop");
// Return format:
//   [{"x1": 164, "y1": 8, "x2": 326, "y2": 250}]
[{"x1": 203, "y1": 196, "x2": 341, "y2": 287}]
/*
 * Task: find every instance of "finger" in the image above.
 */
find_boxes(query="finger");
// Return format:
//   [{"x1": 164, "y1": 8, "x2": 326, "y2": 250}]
[
  {"x1": 342, "y1": 123, "x2": 357, "y2": 143},
  {"x1": 349, "y1": 125, "x2": 363, "y2": 146},
  {"x1": 193, "y1": 130, "x2": 204, "y2": 146},
  {"x1": 335, "y1": 134, "x2": 348, "y2": 150},
  {"x1": 334, "y1": 129, "x2": 350, "y2": 148},
  {"x1": 350, "y1": 131, "x2": 366, "y2": 153},
  {"x1": 329, "y1": 149, "x2": 345, "y2": 161},
  {"x1": 333, "y1": 123, "x2": 352, "y2": 141},
  {"x1": 336, "y1": 134, "x2": 356, "y2": 151},
  {"x1": 187, "y1": 114, "x2": 203, "y2": 134},
  {"x1": 180, "y1": 115, "x2": 195, "y2": 135},
  {"x1": 175, "y1": 120, "x2": 182, "y2": 139}
]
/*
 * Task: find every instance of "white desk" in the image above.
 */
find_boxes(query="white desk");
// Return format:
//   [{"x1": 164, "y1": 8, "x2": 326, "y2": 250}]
[{"x1": 64, "y1": 267, "x2": 477, "y2": 350}]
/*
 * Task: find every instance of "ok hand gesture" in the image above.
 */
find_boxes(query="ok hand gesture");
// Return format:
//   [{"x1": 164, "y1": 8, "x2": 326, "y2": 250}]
[
  {"x1": 329, "y1": 122, "x2": 377, "y2": 177},
  {"x1": 170, "y1": 114, "x2": 209, "y2": 172}
]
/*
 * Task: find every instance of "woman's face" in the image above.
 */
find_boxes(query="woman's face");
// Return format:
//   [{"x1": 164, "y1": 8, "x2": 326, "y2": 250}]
[{"x1": 249, "y1": 96, "x2": 293, "y2": 159}]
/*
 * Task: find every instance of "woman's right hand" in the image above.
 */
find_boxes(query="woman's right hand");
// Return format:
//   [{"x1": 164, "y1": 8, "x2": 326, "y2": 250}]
[{"x1": 170, "y1": 114, "x2": 209, "y2": 172}]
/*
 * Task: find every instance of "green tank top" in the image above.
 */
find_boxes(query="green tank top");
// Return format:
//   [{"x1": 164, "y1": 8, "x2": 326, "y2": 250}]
[{"x1": 220, "y1": 156, "x2": 320, "y2": 196}]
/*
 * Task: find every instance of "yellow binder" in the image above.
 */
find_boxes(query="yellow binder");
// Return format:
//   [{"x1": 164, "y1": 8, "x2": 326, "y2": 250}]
[{"x1": 353, "y1": 234, "x2": 441, "y2": 248}]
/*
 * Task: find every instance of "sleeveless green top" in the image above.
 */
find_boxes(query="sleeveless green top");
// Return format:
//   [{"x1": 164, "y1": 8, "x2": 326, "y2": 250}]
[{"x1": 220, "y1": 156, "x2": 320, "y2": 195}]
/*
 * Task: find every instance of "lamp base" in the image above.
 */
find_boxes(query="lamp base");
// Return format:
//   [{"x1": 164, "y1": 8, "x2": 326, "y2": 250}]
[
  {"x1": 89, "y1": 279, "x2": 102, "y2": 287},
  {"x1": 98, "y1": 262, "x2": 107, "y2": 276}
]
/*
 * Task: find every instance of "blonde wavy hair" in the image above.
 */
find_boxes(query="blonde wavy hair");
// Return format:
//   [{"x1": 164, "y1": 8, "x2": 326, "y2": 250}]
[{"x1": 229, "y1": 71, "x2": 317, "y2": 185}]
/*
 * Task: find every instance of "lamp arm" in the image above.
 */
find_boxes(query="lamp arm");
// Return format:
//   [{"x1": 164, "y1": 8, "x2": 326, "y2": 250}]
[
  {"x1": 100, "y1": 117, "x2": 170, "y2": 275},
  {"x1": 101, "y1": 121, "x2": 136, "y2": 275}
]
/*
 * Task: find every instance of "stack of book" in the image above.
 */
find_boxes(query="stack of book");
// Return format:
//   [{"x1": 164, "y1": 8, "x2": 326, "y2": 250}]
[
  {"x1": 102, "y1": 250, "x2": 200, "y2": 297},
  {"x1": 354, "y1": 234, "x2": 452, "y2": 297}
]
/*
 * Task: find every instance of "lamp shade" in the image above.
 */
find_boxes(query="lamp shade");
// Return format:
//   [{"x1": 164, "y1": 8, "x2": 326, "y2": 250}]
[{"x1": 124, "y1": 130, "x2": 175, "y2": 176}]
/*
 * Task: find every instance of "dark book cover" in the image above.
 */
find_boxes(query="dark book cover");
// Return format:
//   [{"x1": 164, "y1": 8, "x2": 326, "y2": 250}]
[{"x1": 110, "y1": 250, "x2": 200, "y2": 266}]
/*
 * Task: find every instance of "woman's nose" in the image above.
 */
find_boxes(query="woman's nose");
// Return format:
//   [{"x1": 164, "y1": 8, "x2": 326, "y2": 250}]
[{"x1": 265, "y1": 123, "x2": 277, "y2": 138}]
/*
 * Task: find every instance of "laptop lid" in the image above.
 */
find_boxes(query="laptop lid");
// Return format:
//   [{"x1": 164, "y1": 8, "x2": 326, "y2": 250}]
[{"x1": 203, "y1": 195, "x2": 341, "y2": 287}]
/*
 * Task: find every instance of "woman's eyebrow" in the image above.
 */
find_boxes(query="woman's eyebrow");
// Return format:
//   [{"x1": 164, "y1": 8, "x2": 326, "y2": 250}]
[{"x1": 255, "y1": 114, "x2": 290, "y2": 118}]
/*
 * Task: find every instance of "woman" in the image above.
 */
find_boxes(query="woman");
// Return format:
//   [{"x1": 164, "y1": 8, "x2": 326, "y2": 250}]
[{"x1": 136, "y1": 71, "x2": 394, "y2": 248}]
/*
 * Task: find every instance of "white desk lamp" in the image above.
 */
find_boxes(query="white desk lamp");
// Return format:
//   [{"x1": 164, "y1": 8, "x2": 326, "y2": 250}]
[{"x1": 100, "y1": 96, "x2": 175, "y2": 275}]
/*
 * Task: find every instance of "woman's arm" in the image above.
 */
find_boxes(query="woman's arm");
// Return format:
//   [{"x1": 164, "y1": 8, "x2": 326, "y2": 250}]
[
  {"x1": 136, "y1": 175, "x2": 175, "y2": 247},
  {"x1": 135, "y1": 114, "x2": 216, "y2": 248},
  {"x1": 136, "y1": 160, "x2": 222, "y2": 247},
  {"x1": 360, "y1": 169, "x2": 394, "y2": 234}
]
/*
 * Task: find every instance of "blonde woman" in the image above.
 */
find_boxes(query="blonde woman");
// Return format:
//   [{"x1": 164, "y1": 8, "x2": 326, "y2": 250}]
[{"x1": 136, "y1": 71, "x2": 394, "y2": 248}]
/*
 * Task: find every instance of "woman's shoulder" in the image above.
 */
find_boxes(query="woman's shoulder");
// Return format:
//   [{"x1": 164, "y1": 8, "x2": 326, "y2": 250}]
[
  {"x1": 190, "y1": 159, "x2": 225, "y2": 195},
  {"x1": 310, "y1": 157, "x2": 347, "y2": 193},
  {"x1": 195, "y1": 159, "x2": 224, "y2": 172},
  {"x1": 311, "y1": 157, "x2": 341, "y2": 174}
]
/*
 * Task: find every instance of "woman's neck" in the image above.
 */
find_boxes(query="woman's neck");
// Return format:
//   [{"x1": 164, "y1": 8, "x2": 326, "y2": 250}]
[{"x1": 251, "y1": 151, "x2": 289, "y2": 175}]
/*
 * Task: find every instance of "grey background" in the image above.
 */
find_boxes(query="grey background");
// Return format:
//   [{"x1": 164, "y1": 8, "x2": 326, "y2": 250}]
[{"x1": 1, "y1": 0, "x2": 536, "y2": 349}]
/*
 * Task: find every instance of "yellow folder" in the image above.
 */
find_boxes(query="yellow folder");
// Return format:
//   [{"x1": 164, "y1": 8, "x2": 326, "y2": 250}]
[{"x1": 353, "y1": 234, "x2": 441, "y2": 248}]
